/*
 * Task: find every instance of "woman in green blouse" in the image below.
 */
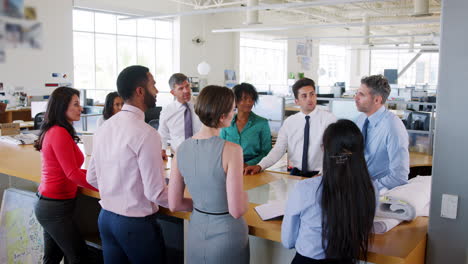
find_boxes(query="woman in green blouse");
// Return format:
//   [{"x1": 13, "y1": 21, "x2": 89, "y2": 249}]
[{"x1": 220, "y1": 83, "x2": 272, "y2": 167}]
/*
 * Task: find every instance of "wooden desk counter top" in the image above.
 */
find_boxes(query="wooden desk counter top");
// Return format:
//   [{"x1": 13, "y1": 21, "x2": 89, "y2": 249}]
[{"x1": 0, "y1": 142, "x2": 428, "y2": 264}]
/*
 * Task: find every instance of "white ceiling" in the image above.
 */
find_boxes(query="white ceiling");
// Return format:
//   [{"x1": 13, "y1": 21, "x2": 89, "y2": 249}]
[
  {"x1": 165, "y1": 0, "x2": 441, "y2": 45},
  {"x1": 75, "y1": 0, "x2": 441, "y2": 46}
]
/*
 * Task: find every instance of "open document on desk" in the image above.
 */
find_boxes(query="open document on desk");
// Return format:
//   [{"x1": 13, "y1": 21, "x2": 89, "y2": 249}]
[{"x1": 0, "y1": 133, "x2": 38, "y2": 145}]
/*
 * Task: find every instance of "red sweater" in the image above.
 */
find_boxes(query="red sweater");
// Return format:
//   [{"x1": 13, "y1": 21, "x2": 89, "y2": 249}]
[{"x1": 38, "y1": 125, "x2": 98, "y2": 199}]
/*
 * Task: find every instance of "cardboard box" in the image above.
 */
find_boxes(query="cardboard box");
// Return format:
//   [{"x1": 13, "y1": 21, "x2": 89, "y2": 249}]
[
  {"x1": 0, "y1": 102, "x2": 6, "y2": 114},
  {"x1": 0, "y1": 123, "x2": 20, "y2": 136}
]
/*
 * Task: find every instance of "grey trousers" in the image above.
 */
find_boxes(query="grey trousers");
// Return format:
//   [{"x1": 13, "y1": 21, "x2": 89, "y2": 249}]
[{"x1": 34, "y1": 194, "x2": 89, "y2": 264}]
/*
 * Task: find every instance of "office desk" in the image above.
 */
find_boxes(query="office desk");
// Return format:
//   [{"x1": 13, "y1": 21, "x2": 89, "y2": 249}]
[
  {"x1": 0, "y1": 142, "x2": 428, "y2": 264},
  {"x1": 409, "y1": 152, "x2": 433, "y2": 167},
  {"x1": 267, "y1": 152, "x2": 433, "y2": 175},
  {"x1": 0, "y1": 108, "x2": 32, "y2": 123}
]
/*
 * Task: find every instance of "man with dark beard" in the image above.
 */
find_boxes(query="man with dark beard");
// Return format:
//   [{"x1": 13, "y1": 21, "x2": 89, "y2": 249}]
[{"x1": 87, "y1": 65, "x2": 168, "y2": 263}]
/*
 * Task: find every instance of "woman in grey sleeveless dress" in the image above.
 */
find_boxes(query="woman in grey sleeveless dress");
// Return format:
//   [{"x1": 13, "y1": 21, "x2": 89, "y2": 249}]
[{"x1": 168, "y1": 85, "x2": 250, "y2": 264}]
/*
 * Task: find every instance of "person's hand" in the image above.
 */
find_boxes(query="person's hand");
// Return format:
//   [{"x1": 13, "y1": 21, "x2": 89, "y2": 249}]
[
  {"x1": 161, "y1": 150, "x2": 168, "y2": 161},
  {"x1": 244, "y1": 165, "x2": 262, "y2": 175}
]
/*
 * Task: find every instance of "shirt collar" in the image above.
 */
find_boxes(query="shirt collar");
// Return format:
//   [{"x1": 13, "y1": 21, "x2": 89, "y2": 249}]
[
  {"x1": 299, "y1": 107, "x2": 318, "y2": 118},
  {"x1": 231, "y1": 112, "x2": 258, "y2": 126},
  {"x1": 121, "y1": 104, "x2": 145, "y2": 120},
  {"x1": 368, "y1": 105, "x2": 386, "y2": 126},
  {"x1": 175, "y1": 99, "x2": 194, "y2": 109}
]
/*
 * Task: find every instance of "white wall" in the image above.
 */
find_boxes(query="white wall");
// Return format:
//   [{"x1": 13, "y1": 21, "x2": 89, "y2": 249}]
[
  {"x1": 179, "y1": 13, "x2": 240, "y2": 86},
  {"x1": 0, "y1": 0, "x2": 73, "y2": 96},
  {"x1": 348, "y1": 48, "x2": 370, "y2": 89},
  {"x1": 287, "y1": 39, "x2": 319, "y2": 82}
]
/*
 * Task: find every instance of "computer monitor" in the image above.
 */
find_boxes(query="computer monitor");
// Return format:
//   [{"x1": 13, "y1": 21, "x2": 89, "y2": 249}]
[
  {"x1": 253, "y1": 95, "x2": 284, "y2": 122},
  {"x1": 316, "y1": 93, "x2": 334, "y2": 105},
  {"x1": 252, "y1": 95, "x2": 285, "y2": 136},
  {"x1": 384, "y1": 69, "x2": 398, "y2": 84},
  {"x1": 31, "y1": 101, "x2": 48, "y2": 118},
  {"x1": 145, "y1": 106, "x2": 162, "y2": 123},
  {"x1": 406, "y1": 111, "x2": 430, "y2": 131},
  {"x1": 331, "y1": 100, "x2": 360, "y2": 120}
]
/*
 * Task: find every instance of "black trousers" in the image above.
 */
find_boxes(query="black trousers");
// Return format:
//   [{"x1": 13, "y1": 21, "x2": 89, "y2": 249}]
[
  {"x1": 292, "y1": 252, "x2": 353, "y2": 264},
  {"x1": 34, "y1": 193, "x2": 89, "y2": 264},
  {"x1": 290, "y1": 167, "x2": 320, "y2": 178}
]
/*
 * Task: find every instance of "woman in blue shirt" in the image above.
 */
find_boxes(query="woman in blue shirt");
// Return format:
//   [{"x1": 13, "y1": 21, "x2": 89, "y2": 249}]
[
  {"x1": 220, "y1": 83, "x2": 272, "y2": 167},
  {"x1": 282, "y1": 119, "x2": 376, "y2": 264}
]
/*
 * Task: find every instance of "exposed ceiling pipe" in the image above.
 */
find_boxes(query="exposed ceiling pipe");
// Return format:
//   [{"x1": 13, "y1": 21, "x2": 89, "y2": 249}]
[
  {"x1": 245, "y1": 0, "x2": 260, "y2": 25},
  {"x1": 413, "y1": 0, "x2": 431, "y2": 17},
  {"x1": 274, "y1": 33, "x2": 432, "y2": 41},
  {"x1": 121, "y1": 0, "x2": 398, "y2": 20},
  {"x1": 348, "y1": 46, "x2": 438, "y2": 51},
  {"x1": 212, "y1": 18, "x2": 440, "y2": 33}
]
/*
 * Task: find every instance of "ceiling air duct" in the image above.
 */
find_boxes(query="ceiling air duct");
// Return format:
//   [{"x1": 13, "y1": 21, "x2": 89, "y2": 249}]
[
  {"x1": 413, "y1": 0, "x2": 431, "y2": 17},
  {"x1": 362, "y1": 16, "x2": 369, "y2": 45},
  {"x1": 245, "y1": 0, "x2": 261, "y2": 25}
]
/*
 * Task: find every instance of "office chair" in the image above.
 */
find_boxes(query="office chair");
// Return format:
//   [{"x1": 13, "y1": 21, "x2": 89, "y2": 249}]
[
  {"x1": 148, "y1": 119, "x2": 159, "y2": 130},
  {"x1": 145, "y1": 106, "x2": 162, "y2": 123},
  {"x1": 34, "y1": 112, "x2": 45, "y2": 130}
]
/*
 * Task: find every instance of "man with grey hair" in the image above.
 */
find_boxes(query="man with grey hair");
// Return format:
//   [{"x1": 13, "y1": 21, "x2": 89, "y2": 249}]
[
  {"x1": 159, "y1": 73, "x2": 202, "y2": 159},
  {"x1": 354, "y1": 74, "x2": 409, "y2": 191}
]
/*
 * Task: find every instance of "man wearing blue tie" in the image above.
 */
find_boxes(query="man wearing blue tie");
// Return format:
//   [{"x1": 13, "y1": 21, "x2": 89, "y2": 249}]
[{"x1": 355, "y1": 75, "x2": 409, "y2": 191}]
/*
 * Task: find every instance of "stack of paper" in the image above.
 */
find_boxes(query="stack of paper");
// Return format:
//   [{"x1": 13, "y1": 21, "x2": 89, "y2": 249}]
[{"x1": 0, "y1": 133, "x2": 38, "y2": 145}]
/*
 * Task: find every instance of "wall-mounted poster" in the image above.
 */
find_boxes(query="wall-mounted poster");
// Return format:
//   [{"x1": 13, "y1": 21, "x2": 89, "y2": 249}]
[
  {"x1": 296, "y1": 42, "x2": 307, "y2": 56},
  {"x1": 5, "y1": 23, "x2": 22, "y2": 48},
  {"x1": 22, "y1": 22, "x2": 42, "y2": 49},
  {"x1": 24, "y1": 6, "x2": 37, "y2": 20},
  {"x1": 1, "y1": 0, "x2": 24, "y2": 18},
  {"x1": 224, "y1": 69, "x2": 237, "y2": 89}
]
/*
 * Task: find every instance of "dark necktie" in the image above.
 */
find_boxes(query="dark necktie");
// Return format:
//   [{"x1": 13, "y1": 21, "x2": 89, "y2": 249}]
[
  {"x1": 302, "y1": 116, "x2": 310, "y2": 174},
  {"x1": 362, "y1": 118, "x2": 369, "y2": 145},
  {"x1": 184, "y1": 103, "x2": 193, "y2": 139}
]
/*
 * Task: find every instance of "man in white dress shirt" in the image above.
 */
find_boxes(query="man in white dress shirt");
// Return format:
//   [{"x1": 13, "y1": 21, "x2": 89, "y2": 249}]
[
  {"x1": 159, "y1": 73, "x2": 202, "y2": 159},
  {"x1": 244, "y1": 78, "x2": 336, "y2": 177}
]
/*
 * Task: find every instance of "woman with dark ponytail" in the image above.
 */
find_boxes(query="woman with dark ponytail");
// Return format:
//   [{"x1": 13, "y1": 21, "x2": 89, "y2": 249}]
[
  {"x1": 282, "y1": 119, "x2": 376, "y2": 264},
  {"x1": 34, "y1": 87, "x2": 98, "y2": 263}
]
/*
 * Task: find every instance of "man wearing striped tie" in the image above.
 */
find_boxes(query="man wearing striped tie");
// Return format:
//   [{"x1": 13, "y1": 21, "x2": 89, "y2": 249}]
[
  {"x1": 159, "y1": 73, "x2": 202, "y2": 160},
  {"x1": 354, "y1": 75, "x2": 409, "y2": 192}
]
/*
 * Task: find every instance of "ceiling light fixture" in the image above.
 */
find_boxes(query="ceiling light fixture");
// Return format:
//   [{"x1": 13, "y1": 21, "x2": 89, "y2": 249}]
[
  {"x1": 274, "y1": 33, "x2": 433, "y2": 41},
  {"x1": 211, "y1": 18, "x2": 439, "y2": 33}
]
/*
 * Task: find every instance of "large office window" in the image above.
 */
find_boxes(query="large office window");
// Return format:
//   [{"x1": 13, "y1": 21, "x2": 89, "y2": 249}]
[
  {"x1": 370, "y1": 49, "x2": 439, "y2": 89},
  {"x1": 239, "y1": 37, "x2": 287, "y2": 94},
  {"x1": 318, "y1": 45, "x2": 348, "y2": 92},
  {"x1": 73, "y1": 9, "x2": 174, "y2": 103}
]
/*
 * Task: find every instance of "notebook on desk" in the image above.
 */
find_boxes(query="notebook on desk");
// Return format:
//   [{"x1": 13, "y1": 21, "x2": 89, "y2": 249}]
[{"x1": 254, "y1": 200, "x2": 285, "y2": 221}]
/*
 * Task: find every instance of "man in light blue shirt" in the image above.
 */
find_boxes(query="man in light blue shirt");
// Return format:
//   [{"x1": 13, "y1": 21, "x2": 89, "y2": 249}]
[{"x1": 354, "y1": 75, "x2": 409, "y2": 191}]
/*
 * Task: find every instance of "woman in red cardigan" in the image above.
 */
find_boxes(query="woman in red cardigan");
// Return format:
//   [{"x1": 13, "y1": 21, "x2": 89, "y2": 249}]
[{"x1": 34, "y1": 87, "x2": 98, "y2": 264}]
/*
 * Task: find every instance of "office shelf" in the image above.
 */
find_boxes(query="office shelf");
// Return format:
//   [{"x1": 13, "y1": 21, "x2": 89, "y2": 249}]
[
  {"x1": 407, "y1": 129, "x2": 431, "y2": 135},
  {"x1": 313, "y1": 97, "x2": 436, "y2": 154}
]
